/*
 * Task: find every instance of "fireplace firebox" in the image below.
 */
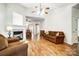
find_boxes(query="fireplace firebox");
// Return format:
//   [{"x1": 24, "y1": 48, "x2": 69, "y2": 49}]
[{"x1": 13, "y1": 31, "x2": 23, "y2": 40}]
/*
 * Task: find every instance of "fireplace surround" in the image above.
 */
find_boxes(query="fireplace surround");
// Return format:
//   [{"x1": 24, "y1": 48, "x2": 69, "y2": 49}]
[{"x1": 7, "y1": 25, "x2": 26, "y2": 41}]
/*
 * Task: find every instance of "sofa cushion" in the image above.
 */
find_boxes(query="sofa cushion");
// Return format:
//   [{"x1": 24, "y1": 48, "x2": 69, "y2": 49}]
[
  {"x1": 59, "y1": 32, "x2": 64, "y2": 35},
  {"x1": 0, "y1": 34, "x2": 8, "y2": 51},
  {"x1": 8, "y1": 37, "x2": 20, "y2": 43},
  {"x1": 49, "y1": 31, "x2": 57, "y2": 36}
]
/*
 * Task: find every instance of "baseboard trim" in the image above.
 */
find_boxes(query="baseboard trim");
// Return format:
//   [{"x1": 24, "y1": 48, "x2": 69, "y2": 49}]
[
  {"x1": 64, "y1": 42, "x2": 77, "y2": 48},
  {"x1": 64, "y1": 42, "x2": 72, "y2": 47}
]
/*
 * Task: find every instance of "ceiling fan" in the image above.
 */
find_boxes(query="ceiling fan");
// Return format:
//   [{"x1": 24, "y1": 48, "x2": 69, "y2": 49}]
[{"x1": 32, "y1": 3, "x2": 50, "y2": 15}]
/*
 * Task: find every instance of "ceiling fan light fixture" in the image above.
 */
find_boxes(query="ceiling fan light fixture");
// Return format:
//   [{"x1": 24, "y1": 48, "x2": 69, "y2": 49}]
[
  {"x1": 32, "y1": 3, "x2": 50, "y2": 16},
  {"x1": 45, "y1": 12, "x2": 48, "y2": 14},
  {"x1": 46, "y1": 7, "x2": 50, "y2": 9}
]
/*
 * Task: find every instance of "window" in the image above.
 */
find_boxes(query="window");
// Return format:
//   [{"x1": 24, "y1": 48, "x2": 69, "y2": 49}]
[{"x1": 13, "y1": 12, "x2": 23, "y2": 25}]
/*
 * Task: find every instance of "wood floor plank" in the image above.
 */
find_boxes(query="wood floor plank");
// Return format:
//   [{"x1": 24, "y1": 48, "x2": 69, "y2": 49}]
[{"x1": 28, "y1": 38, "x2": 76, "y2": 56}]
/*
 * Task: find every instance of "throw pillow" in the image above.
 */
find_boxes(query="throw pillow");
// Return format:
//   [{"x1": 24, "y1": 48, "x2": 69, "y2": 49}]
[{"x1": 56, "y1": 32, "x2": 59, "y2": 36}]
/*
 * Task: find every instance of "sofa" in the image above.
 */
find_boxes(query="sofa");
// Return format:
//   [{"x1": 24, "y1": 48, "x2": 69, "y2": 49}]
[
  {"x1": 41, "y1": 30, "x2": 65, "y2": 44},
  {"x1": 0, "y1": 34, "x2": 28, "y2": 56}
]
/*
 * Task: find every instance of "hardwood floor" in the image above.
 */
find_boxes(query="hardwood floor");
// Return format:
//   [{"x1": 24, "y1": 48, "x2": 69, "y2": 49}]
[{"x1": 27, "y1": 38, "x2": 77, "y2": 56}]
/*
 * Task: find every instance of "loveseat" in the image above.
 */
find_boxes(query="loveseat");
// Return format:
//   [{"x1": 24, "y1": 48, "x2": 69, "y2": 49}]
[
  {"x1": 0, "y1": 34, "x2": 28, "y2": 56},
  {"x1": 42, "y1": 31, "x2": 65, "y2": 44}
]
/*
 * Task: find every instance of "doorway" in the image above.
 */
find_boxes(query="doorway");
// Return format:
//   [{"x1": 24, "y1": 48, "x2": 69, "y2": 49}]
[
  {"x1": 35, "y1": 24, "x2": 40, "y2": 40},
  {"x1": 25, "y1": 16, "x2": 44, "y2": 41}
]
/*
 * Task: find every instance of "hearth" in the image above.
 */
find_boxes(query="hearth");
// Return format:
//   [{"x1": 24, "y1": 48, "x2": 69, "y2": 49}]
[{"x1": 13, "y1": 31, "x2": 23, "y2": 40}]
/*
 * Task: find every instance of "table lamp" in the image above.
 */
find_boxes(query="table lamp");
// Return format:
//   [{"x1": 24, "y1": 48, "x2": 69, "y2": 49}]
[{"x1": 6, "y1": 26, "x2": 12, "y2": 38}]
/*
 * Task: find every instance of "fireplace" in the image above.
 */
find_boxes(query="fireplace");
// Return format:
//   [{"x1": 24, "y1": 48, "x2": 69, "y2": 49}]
[{"x1": 13, "y1": 31, "x2": 23, "y2": 40}]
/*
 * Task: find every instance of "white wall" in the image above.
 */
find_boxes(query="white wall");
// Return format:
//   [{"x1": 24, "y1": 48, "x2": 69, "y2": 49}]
[
  {"x1": 5, "y1": 3, "x2": 28, "y2": 26},
  {"x1": 0, "y1": 3, "x2": 44, "y2": 38},
  {"x1": 0, "y1": 4, "x2": 7, "y2": 36},
  {"x1": 3, "y1": 3, "x2": 29, "y2": 37},
  {"x1": 42, "y1": 4, "x2": 76, "y2": 45}
]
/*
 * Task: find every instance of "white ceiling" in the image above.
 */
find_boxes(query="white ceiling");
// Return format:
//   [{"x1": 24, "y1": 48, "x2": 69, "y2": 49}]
[
  {"x1": 19, "y1": 3, "x2": 75, "y2": 22},
  {"x1": 20, "y1": 3, "x2": 71, "y2": 9},
  {"x1": 20, "y1": 3, "x2": 73, "y2": 15}
]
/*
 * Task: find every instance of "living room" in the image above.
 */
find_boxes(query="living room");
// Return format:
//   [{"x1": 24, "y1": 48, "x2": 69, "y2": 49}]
[{"x1": 0, "y1": 3, "x2": 78, "y2": 56}]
